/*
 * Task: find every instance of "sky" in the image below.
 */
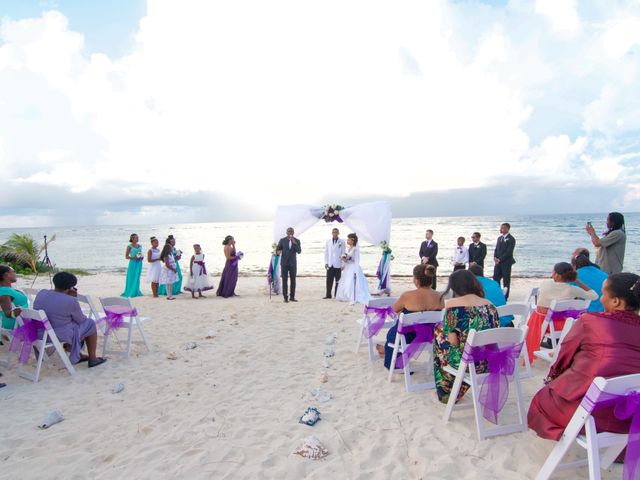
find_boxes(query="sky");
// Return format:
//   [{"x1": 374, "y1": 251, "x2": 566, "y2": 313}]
[{"x1": 1, "y1": 0, "x2": 640, "y2": 226}]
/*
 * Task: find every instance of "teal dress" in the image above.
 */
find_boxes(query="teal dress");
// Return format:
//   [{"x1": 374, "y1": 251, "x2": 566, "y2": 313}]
[
  {"x1": 0, "y1": 286, "x2": 29, "y2": 330},
  {"x1": 121, "y1": 244, "x2": 144, "y2": 298},
  {"x1": 158, "y1": 248, "x2": 183, "y2": 295}
]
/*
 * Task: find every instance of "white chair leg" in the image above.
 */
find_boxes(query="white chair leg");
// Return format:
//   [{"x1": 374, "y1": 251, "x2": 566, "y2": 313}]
[
  {"x1": 387, "y1": 335, "x2": 400, "y2": 383},
  {"x1": 125, "y1": 323, "x2": 134, "y2": 357},
  {"x1": 584, "y1": 418, "x2": 602, "y2": 480},
  {"x1": 468, "y1": 369, "x2": 487, "y2": 441},
  {"x1": 600, "y1": 443, "x2": 626, "y2": 470},
  {"x1": 355, "y1": 320, "x2": 365, "y2": 354},
  {"x1": 49, "y1": 334, "x2": 75, "y2": 375},
  {"x1": 520, "y1": 342, "x2": 533, "y2": 378},
  {"x1": 103, "y1": 329, "x2": 110, "y2": 356},
  {"x1": 136, "y1": 320, "x2": 151, "y2": 352},
  {"x1": 549, "y1": 322, "x2": 558, "y2": 350},
  {"x1": 32, "y1": 337, "x2": 47, "y2": 383},
  {"x1": 443, "y1": 364, "x2": 467, "y2": 422},
  {"x1": 513, "y1": 368, "x2": 527, "y2": 432},
  {"x1": 535, "y1": 421, "x2": 585, "y2": 480},
  {"x1": 402, "y1": 337, "x2": 412, "y2": 392}
]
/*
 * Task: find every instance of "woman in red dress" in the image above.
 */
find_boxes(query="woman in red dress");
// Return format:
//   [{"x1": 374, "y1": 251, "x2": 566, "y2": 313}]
[{"x1": 528, "y1": 272, "x2": 640, "y2": 440}]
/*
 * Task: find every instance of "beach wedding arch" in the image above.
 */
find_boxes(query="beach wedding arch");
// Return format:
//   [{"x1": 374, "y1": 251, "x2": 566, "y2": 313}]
[{"x1": 267, "y1": 201, "x2": 393, "y2": 295}]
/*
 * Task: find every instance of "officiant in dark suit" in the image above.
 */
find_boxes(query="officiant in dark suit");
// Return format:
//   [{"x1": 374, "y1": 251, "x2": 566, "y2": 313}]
[
  {"x1": 277, "y1": 227, "x2": 302, "y2": 303},
  {"x1": 493, "y1": 223, "x2": 516, "y2": 299},
  {"x1": 468, "y1": 232, "x2": 487, "y2": 268},
  {"x1": 419, "y1": 229, "x2": 439, "y2": 289}
]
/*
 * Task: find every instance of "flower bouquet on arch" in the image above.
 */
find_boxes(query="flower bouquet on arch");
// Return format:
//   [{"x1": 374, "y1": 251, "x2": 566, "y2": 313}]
[
  {"x1": 321, "y1": 204, "x2": 344, "y2": 223},
  {"x1": 267, "y1": 243, "x2": 282, "y2": 296}
]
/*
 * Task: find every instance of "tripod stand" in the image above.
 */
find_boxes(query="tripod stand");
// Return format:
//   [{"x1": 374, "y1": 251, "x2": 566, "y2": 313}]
[{"x1": 31, "y1": 235, "x2": 55, "y2": 288}]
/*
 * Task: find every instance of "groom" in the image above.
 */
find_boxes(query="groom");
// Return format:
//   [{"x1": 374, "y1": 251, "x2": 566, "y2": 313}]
[
  {"x1": 277, "y1": 227, "x2": 302, "y2": 303},
  {"x1": 324, "y1": 228, "x2": 345, "y2": 299}
]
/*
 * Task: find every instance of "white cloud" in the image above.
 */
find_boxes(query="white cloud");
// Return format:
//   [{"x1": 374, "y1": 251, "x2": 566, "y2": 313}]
[{"x1": 535, "y1": 0, "x2": 580, "y2": 33}]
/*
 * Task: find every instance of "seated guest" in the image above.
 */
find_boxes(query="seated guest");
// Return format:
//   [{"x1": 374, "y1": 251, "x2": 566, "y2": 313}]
[
  {"x1": 433, "y1": 269, "x2": 500, "y2": 404},
  {"x1": 468, "y1": 264, "x2": 513, "y2": 327},
  {"x1": 525, "y1": 262, "x2": 598, "y2": 363},
  {"x1": 571, "y1": 247, "x2": 608, "y2": 312},
  {"x1": 528, "y1": 273, "x2": 640, "y2": 446},
  {"x1": 0, "y1": 265, "x2": 28, "y2": 331},
  {"x1": 33, "y1": 272, "x2": 106, "y2": 368},
  {"x1": 377, "y1": 265, "x2": 443, "y2": 369}
]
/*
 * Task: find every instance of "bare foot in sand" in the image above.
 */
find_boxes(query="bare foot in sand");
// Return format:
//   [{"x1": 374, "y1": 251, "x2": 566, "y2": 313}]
[{"x1": 375, "y1": 344, "x2": 385, "y2": 358}]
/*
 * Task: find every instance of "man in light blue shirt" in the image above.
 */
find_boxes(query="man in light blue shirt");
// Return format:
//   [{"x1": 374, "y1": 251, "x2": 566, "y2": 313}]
[{"x1": 469, "y1": 264, "x2": 514, "y2": 327}]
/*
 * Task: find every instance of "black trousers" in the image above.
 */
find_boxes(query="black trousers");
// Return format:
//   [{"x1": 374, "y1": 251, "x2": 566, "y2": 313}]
[
  {"x1": 493, "y1": 262, "x2": 512, "y2": 299},
  {"x1": 430, "y1": 265, "x2": 438, "y2": 290},
  {"x1": 453, "y1": 263, "x2": 466, "y2": 271},
  {"x1": 281, "y1": 263, "x2": 297, "y2": 299},
  {"x1": 326, "y1": 267, "x2": 341, "y2": 298}
]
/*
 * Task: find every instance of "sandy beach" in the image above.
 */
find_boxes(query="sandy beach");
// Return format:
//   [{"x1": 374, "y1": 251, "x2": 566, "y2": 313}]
[{"x1": 0, "y1": 274, "x2": 623, "y2": 479}]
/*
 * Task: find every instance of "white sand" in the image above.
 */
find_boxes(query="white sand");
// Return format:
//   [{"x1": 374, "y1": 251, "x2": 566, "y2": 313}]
[{"x1": 0, "y1": 274, "x2": 622, "y2": 479}]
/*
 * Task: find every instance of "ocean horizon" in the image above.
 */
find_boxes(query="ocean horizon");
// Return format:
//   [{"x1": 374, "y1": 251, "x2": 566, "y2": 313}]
[{"x1": 1, "y1": 212, "x2": 637, "y2": 279}]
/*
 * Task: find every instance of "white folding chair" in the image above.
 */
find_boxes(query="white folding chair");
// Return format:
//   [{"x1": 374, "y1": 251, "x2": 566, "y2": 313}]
[
  {"x1": 497, "y1": 303, "x2": 534, "y2": 378},
  {"x1": 387, "y1": 310, "x2": 444, "y2": 393},
  {"x1": 540, "y1": 299, "x2": 589, "y2": 349},
  {"x1": 355, "y1": 296, "x2": 398, "y2": 361},
  {"x1": 20, "y1": 287, "x2": 40, "y2": 307},
  {"x1": 0, "y1": 301, "x2": 18, "y2": 368},
  {"x1": 534, "y1": 317, "x2": 575, "y2": 365},
  {"x1": 536, "y1": 374, "x2": 640, "y2": 480},
  {"x1": 524, "y1": 287, "x2": 539, "y2": 315},
  {"x1": 78, "y1": 293, "x2": 124, "y2": 348},
  {"x1": 12, "y1": 308, "x2": 76, "y2": 382},
  {"x1": 442, "y1": 327, "x2": 528, "y2": 440},
  {"x1": 99, "y1": 297, "x2": 151, "y2": 357}
]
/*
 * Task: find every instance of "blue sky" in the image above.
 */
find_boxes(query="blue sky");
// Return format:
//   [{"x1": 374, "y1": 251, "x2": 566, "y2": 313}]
[{"x1": 1, "y1": 0, "x2": 640, "y2": 226}]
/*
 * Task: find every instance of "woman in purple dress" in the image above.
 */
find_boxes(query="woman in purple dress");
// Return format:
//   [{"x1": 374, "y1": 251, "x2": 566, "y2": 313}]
[{"x1": 216, "y1": 235, "x2": 239, "y2": 298}]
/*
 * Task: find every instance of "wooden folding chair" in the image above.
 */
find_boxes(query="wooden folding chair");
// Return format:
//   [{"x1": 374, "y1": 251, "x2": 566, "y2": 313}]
[
  {"x1": 443, "y1": 327, "x2": 528, "y2": 440},
  {"x1": 355, "y1": 296, "x2": 398, "y2": 361}
]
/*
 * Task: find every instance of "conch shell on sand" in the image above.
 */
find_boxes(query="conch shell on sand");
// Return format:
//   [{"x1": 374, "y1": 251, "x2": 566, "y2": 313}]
[{"x1": 293, "y1": 435, "x2": 329, "y2": 460}]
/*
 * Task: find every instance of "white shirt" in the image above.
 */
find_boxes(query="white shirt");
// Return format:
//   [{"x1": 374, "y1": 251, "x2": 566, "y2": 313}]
[
  {"x1": 325, "y1": 238, "x2": 346, "y2": 268},
  {"x1": 452, "y1": 245, "x2": 469, "y2": 266}
]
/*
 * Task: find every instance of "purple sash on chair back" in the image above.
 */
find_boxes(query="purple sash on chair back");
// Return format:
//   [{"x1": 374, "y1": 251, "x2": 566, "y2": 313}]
[
  {"x1": 395, "y1": 321, "x2": 439, "y2": 369},
  {"x1": 461, "y1": 341, "x2": 524, "y2": 424},
  {"x1": 9, "y1": 316, "x2": 52, "y2": 364},
  {"x1": 101, "y1": 306, "x2": 138, "y2": 336},
  {"x1": 581, "y1": 383, "x2": 640, "y2": 480},
  {"x1": 550, "y1": 309, "x2": 586, "y2": 321},
  {"x1": 363, "y1": 305, "x2": 395, "y2": 339}
]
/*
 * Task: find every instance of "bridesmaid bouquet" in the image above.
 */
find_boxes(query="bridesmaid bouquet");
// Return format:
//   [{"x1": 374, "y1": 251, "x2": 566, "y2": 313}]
[
  {"x1": 237, "y1": 251, "x2": 244, "y2": 260},
  {"x1": 136, "y1": 252, "x2": 144, "y2": 261}
]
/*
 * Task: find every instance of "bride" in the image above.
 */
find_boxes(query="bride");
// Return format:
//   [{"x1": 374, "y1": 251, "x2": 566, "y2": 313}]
[{"x1": 336, "y1": 233, "x2": 371, "y2": 304}]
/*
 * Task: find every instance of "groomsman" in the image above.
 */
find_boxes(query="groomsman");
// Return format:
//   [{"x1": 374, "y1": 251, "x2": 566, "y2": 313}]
[
  {"x1": 324, "y1": 228, "x2": 345, "y2": 299},
  {"x1": 468, "y1": 232, "x2": 487, "y2": 268},
  {"x1": 493, "y1": 223, "x2": 516, "y2": 299},
  {"x1": 419, "y1": 229, "x2": 439, "y2": 289},
  {"x1": 277, "y1": 227, "x2": 302, "y2": 303},
  {"x1": 451, "y1": 236, "x2": 469, "y2": 271}
]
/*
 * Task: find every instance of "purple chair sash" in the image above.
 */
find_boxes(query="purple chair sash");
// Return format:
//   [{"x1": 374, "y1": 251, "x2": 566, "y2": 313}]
[
  {"x1": 101, "y1": 306, "x2": 138, "y2": 336},
  {"x1": 395, "y1": 321, "x2": 440, "y2": 369},
  {"x1": 363, "y1": 306, "x2": 395, "y2": 338},
  {"x1": 550, "y1": 309, "x2": 586, "y2": 320},
  {"x1": 194, "y1": 260, "x2": 207, "y2": 275},
  {"x1": 461, "y1": 341, "x2": 524, "y2": 424},
  {"x1": 9, "y1": 316, "x2": 52, "y2": 364},
  {"x1": 581, "y1": 383, "x2": 640, "y2": 480}
]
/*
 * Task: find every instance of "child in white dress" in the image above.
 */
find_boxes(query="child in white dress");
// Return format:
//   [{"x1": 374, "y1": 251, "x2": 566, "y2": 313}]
[{"x1": 185, "y1": 244, "x2": 213, "y2": 298}]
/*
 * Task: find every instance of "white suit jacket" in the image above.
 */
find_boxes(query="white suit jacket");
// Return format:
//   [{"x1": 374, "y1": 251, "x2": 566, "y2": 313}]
[{"x1": 325, "y1": 238, "x2": 346, "y2": 268}]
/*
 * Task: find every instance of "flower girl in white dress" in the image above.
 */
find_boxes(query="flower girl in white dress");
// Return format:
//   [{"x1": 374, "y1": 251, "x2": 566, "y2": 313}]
[
  {"x1": 336, "y1": 233, "x2": 371, "y2": 304},
  {"x1": 185, "y1": 244, "x2": 213, "y2": 298}
]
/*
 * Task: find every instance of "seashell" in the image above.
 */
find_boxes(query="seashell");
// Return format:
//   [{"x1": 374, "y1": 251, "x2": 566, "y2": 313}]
[
  {"x1": 319, "y1": 371, "x2": 328, "y2": 383},
  {"x1": 323, "y1": 347, "x2": 334, "y2": 358},
  {"x1": 166, "y1": 352, "x2": 178, "y2": 360},
  {"x1": 205, "y1": 330, "x2": 216, "y2": 339},
  {"x1": 310, "y1": 387, "x2": 331, "y2": 402},
  {"x1": 322, "y1": 358, "x2": 330, "y2": 369},
  {"x1": 325, "y1": 334, "x2": 335, "y2": 346},
  {"x1": 111, "y1": 383, "x2": 125, "y2": 394},
  {"x1": 184, "y1": 342, "x2": 197, "y2": 350},
  {"x1": 293, "y1": 435, "x2": 328, "y2": 460},
  {"x1": 298, "y1": 407, "x2": 321, "y2": 426}
]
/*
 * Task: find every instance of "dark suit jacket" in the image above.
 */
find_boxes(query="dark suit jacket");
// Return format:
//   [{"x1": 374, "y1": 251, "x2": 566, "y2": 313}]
[
  {"x1": 419, "y1": 240, "x2": 439, "y2": 268},
  {"x1": 468, "y1": 242, "x2": 487, "y2": 267},
  {"x1": 277, "y1": 236, "x2": 302, "y2": 266},
  {"x1": 494, "y1": 234, "x2": 516, "y2": 266}
]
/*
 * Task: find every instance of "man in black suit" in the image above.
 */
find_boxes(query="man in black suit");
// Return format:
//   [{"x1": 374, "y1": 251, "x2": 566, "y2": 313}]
[
  {"x1": 493, "y1": 223, "x2": 516, "y2": 299},
  {"x1": 419, "y1": 229, "x2": 439, "y2": 289},
  {"x1": 277, "y1": 227, "x2": 302, "y2": 303},
  {"x1": 468, "y1": 231, "x2": 487, "y2": 268}
]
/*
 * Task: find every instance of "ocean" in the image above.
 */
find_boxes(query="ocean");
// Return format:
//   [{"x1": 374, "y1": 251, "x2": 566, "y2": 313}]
[{"x1": 1, "y1": 213, "x2": 637, "y2": 279}]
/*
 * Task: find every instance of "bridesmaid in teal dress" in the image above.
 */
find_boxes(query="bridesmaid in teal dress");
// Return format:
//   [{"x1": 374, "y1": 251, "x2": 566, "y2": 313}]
[
  {"x1": 121, "y1": 233, "x2": 144, "y2": 297},
  {"x1": 158, "y1": 235, "x2": 183, "y2": 296},
  {"x1": 0, "y1": 265, "x2": 29, "y2": 331}
]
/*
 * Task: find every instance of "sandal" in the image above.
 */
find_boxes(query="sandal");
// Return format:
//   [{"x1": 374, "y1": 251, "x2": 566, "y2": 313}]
[{"x1": 88, "y1": 357, "x2": 107, "y2": 368}]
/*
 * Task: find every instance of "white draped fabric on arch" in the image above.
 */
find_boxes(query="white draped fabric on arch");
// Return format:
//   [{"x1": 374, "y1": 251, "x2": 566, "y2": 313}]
[{"x1": 267, "y1": 201, "x2": 393, "y2": 295}]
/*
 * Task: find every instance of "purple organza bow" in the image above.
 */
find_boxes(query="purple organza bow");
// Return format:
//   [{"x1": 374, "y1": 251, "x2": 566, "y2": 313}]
[
  {"x1": 101, "y1": 306, "x2": 137, "y2": 336},
  {"x1": 461, "y1": 341, "x2": 524, "y2": 424},
  {"x1": 363, "y1": 306, "x2": 395, "y2": 338},
  {"x1": 550, "y1": 309, "x2": 586, "y2": 320},
  {"x1": 395, "y1": 321, "x2": 440, "y2": 369},
  {"x1": 195, "y1": 260, "x2": 207, "y2": 275},
  {"x1": 581, "y1": 383, "x2": 640, "y2": 480},
  {"x1": 9, "y1": 316, "x2": 51, "y2": 364}
]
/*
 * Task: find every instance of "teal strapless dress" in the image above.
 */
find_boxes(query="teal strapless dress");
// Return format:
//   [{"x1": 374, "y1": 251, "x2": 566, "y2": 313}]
[
  {"x1": 0, "y1": 286, "x2": 29, "y2": 330},
  {"x1": 121, "y1": 244, "x2": 144, "y2": 297},
  {"x1": 158, "y1": 248, "x2": 183, "y2": 295}
]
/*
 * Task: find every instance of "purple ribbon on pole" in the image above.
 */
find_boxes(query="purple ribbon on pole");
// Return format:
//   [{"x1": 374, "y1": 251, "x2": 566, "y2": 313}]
[
  {"x1": 363, "y1": 305, "x2": 395, "y2": 338},
  {"x1": 194, "y1": 260, "x2": 207, "y2": 275},
  {"x1": 9, "y1": 316, "x2": 52, "y2": 364},
  {"x1": 461, "y1": 341, "x2": 524, "y2": 424},
  {"x1": 376, "y1": 254, "x2": 389, "y2": 290},
  {"x1": 395, "y1": 322, "x2": 440, "y2": 369},
  {"x1": 581, "y1": 383, "x2": 640, "y2": 480},
  {"x1": 101, "y1": 306, "x2": 138, "y2": 336}
]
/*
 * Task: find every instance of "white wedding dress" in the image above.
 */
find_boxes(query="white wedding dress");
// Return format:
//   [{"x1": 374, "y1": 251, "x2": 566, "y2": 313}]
[{"x1": 336, "y1": 246, "x2": 371, "y2": 304}]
